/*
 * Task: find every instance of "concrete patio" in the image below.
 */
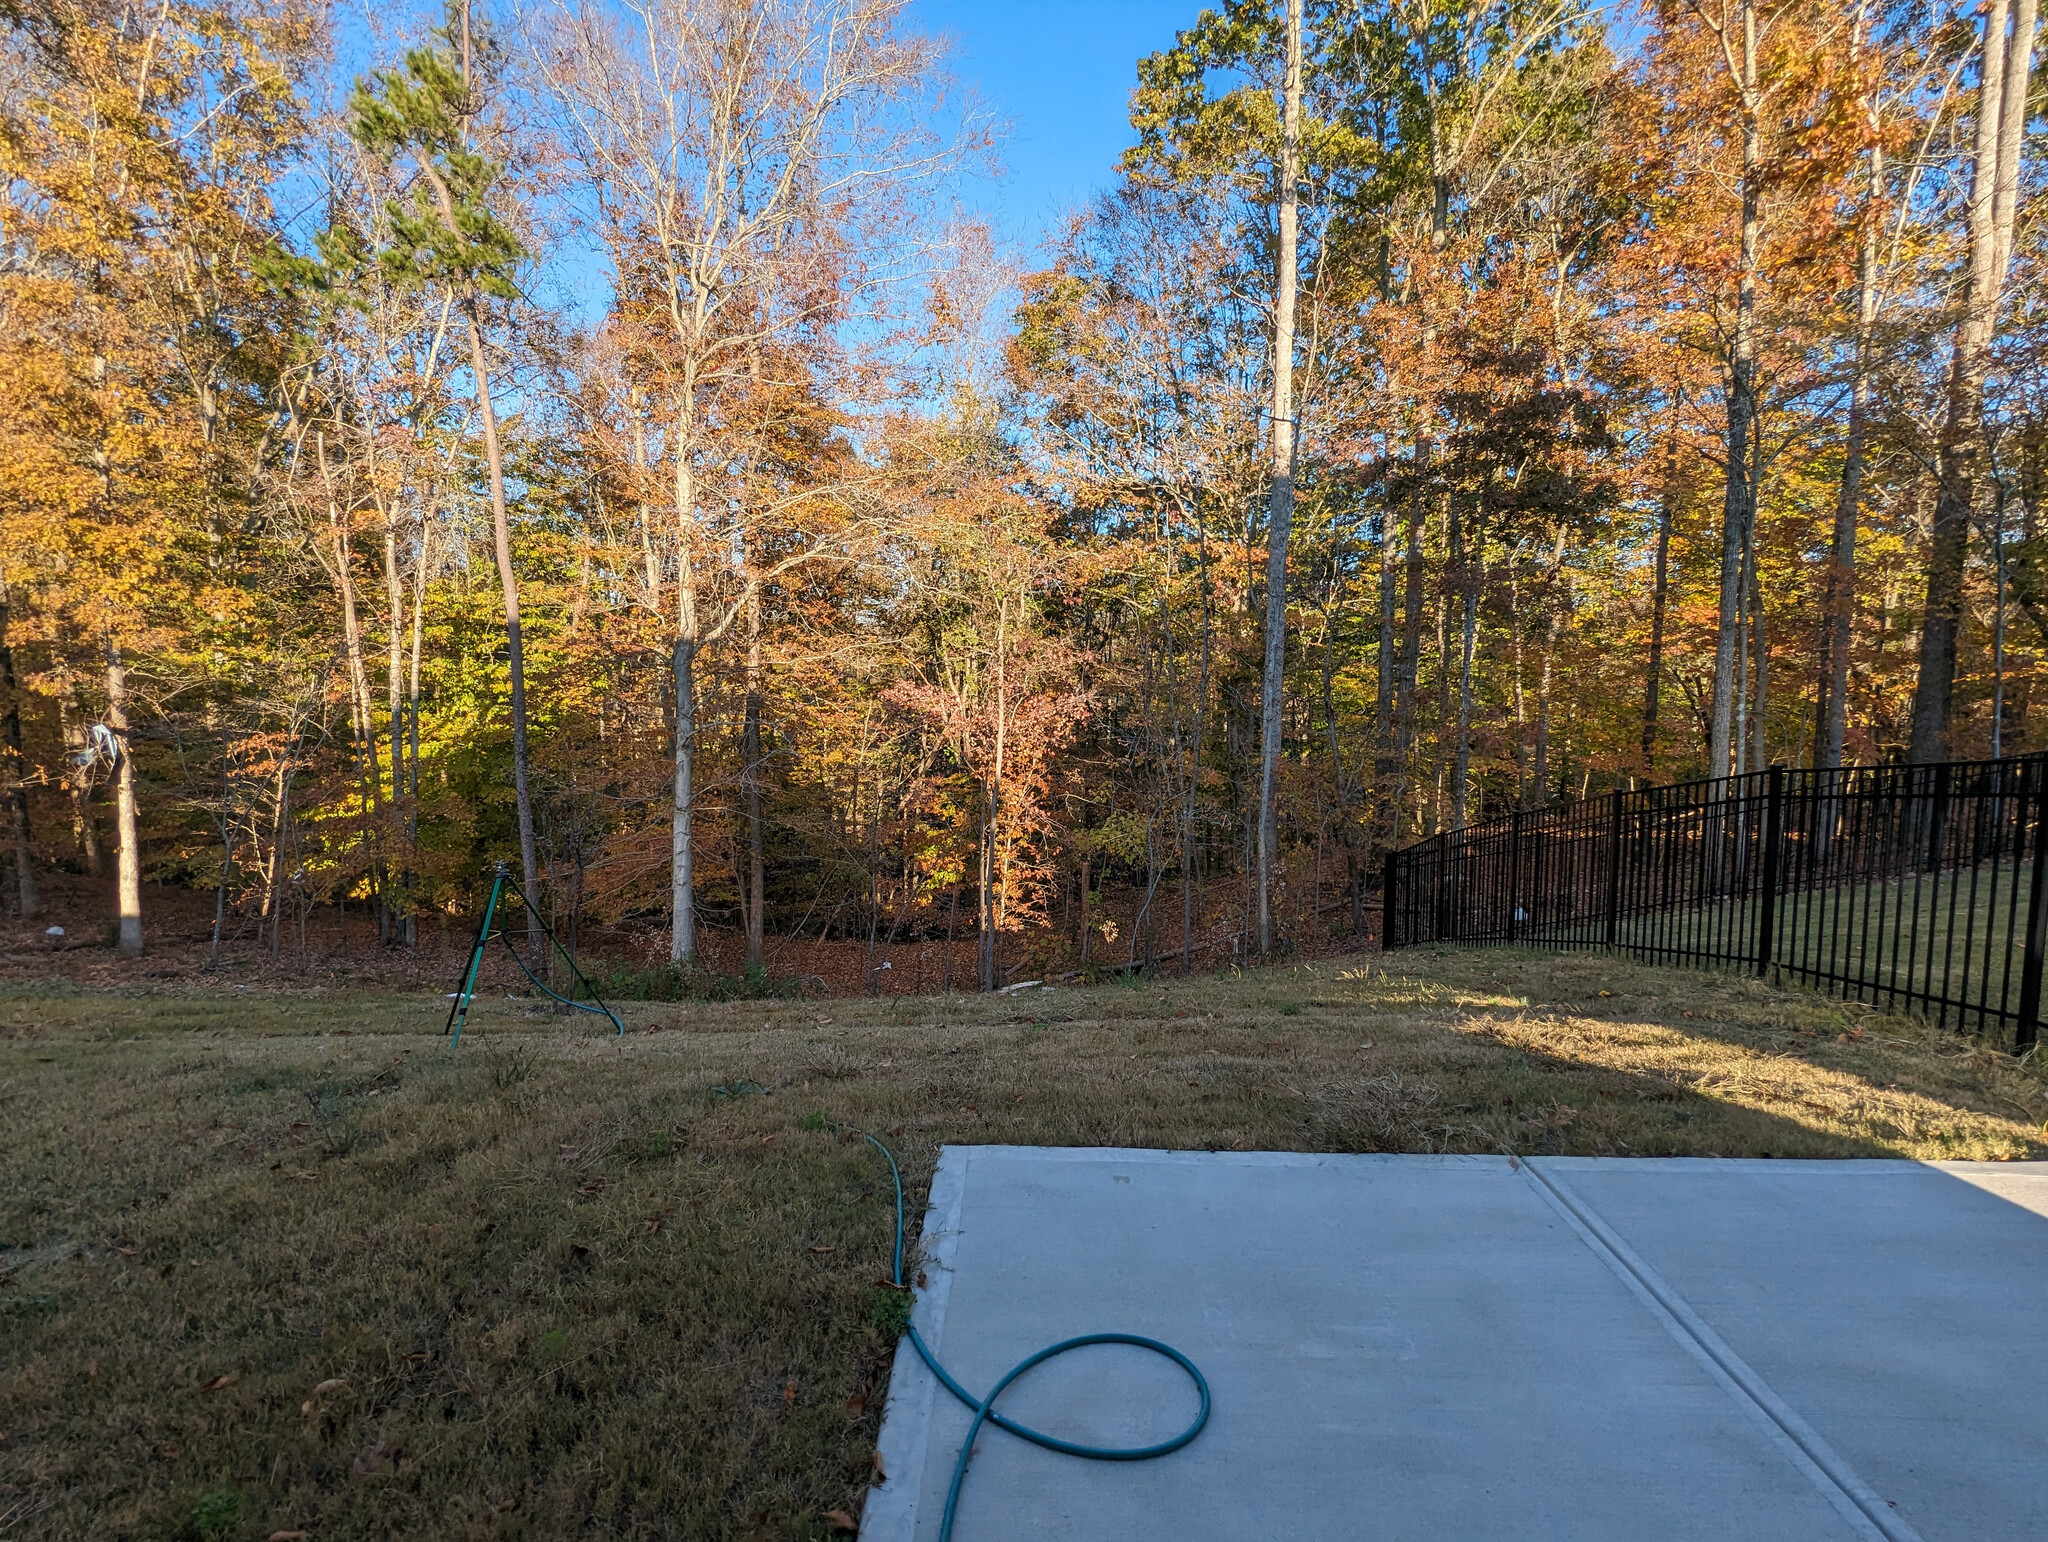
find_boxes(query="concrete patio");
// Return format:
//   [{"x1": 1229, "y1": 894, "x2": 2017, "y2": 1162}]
[{"x1": 863, "y1": 1149, "x2": 2048, "y2": 1542}]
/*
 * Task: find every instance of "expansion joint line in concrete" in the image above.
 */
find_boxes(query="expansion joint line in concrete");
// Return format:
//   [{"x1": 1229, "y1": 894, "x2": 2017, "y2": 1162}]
[{"x1": 1519, "y1": 1159, "x2": 1925, "y2": 1542}]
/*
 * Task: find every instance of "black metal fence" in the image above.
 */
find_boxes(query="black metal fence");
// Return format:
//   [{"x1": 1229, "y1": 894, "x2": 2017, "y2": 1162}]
[{"x1": 1383, "y1": 756, "x2": 2048, "y2": 1050}]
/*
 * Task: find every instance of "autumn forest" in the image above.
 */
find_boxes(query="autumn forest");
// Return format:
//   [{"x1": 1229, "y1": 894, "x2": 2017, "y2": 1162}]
[{"x1": 2, "y1": 0, "x2": 2042, "y2": 989}]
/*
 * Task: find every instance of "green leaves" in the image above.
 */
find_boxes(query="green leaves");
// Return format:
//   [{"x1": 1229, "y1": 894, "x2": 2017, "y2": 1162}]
[{"x1": 345, "y1": 22, "x2": 522, "y2": 303}]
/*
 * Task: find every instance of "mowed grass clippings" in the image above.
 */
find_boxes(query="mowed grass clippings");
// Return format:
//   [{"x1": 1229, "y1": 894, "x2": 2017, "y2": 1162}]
[{"x1": 4, "y1": 951, "x2": 2047, "y2": 1541}]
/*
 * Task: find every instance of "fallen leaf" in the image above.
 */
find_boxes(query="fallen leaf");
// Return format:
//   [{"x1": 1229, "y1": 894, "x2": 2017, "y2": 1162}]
[
  {"x1": 782, "y1": 1379, "x2": 797, "y2": 1407},
  {"x1": 807, "y1": 1245, "x2": 836, "y2": 1255},
  {"x1": 760, "y1": 1134, "x2": 776, "y2": 1145},
  {"x1": 844, "y1": 1395, "x2": 867, "y2": 1416},
  {"x1": 160, "y1": 1264, "x2": 175, "y2": 1279},
  {"x1": 311, "y1": 1378, "x2": 346, "y2": 1396},
  {"x1": 822, "y1": 1509, "x2": 859, "y2": 1533},
  {"x1": 199, "y1": 1374, "x2": 235, "y2": 1393},
  {"x1": 640, "y1": 1218, "x2": 663, "y2": 1234},
  {"x1": 290, "y1": 1122, "x2": 310, "y2": 1130},
  {"x1": 352, "y1": 1440, "x2": 393, "y2": 1477},
  {"x1": 872, "y1": 1448, "x2": 887, "y2": 1480}
]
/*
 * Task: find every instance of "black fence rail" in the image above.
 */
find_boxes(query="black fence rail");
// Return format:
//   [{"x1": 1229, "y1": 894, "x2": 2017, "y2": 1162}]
[{"x1": 1383, "y1": 755, "x2": 2048, "y2": 1050}]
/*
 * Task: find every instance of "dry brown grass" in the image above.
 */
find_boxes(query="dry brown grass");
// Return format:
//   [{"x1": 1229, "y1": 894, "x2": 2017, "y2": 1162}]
[{"x1": 4, "y1": 948, "x2": 2045, "y2": 1540}]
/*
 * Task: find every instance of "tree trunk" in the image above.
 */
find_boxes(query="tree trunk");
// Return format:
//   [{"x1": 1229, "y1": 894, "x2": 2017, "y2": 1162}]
[
  {"x1": 1511, "y1": 564, "x2": 1530, "y2": 800},
  {"x1": 105, "y1": 642, "x2": 142, "y2": 954},
  {"x1": 1384, "y1": 492, "x2": 1427, "y2": 841},
  {"x1": 381, "y1": 503, "x2": 408, "y2": 938},
  {"x1": 320, "y1": 438, "x2": 385, "y2": 929},
  {"x1": 1748, "y1": 519, "x2": 1770, "y2": 769},
  {"x1": 1375, "y1": 513, "x2": 1396, "y2": 752},
  {"x1": 1451, "y1": 502, "x2": 1479, "y2": 828},
  {"x1": 0, "y1": 587, "x2": 38, "y2": 917},
  {"x1": 1643, "y1": 444, "x2": 1674, "y2": 776},
  {"x1": 743, "y1": 578, "x2": 765, "y2": 973},
  {"x1": 403, "y1": 509, "x2": 431, "y2": 947},
  {"x1": 670, "y1": 376, "x2": 702, "y2": 966},
  {"x1": 1709, "y1": 0, "x2": 1762, "y2": 783},
  {"x1": 261, "y1": 752, "x2": 291, "y2": 955},
  {"x1": 977, "y1": 776, "x2": 997, "y2": 991},
  {"x1": 1910, "y1": 0, "x2": 2036, "y2": 762},
  {"x1": 57, "y1": 665, "x2": 103, "y2": 876},
  {"x1": 1256, "y1": 0, "x2": 1303, "y2": 955},
  {"x1": 672, "y1": 635, "x2": 697, "y2": 965},
  {"x1": 979, "y1": 598, "x2": 1012, "y2": 992},
  {"x1": 464, "y1": 306, "x2": 545, "y2": 966},
  {"x1": 1816, "y1": 29, "x2": 1883, "y2": 773}
]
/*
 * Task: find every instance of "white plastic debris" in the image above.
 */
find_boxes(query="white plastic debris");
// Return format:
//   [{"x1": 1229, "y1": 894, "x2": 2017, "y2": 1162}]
[{"x1": 44, "y1": 926, "x2": 64, "y2": 938}]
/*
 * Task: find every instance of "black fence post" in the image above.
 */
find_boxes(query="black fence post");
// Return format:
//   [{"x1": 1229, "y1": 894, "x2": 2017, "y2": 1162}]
[
  {"x1": 1507, "y1": 810, "x2": 1524, "y2": 943},
  {"x1": 1755, "y1": 765, "x2": 1784, "y2": 978},
  {"x1": 2017, "y1": 761, "x2": 2048, "y2": 1051},
  {"x1": 1383, "y1": 848, "x2": 1399, "y2": 950},
  {"x1": 1925, "y1": 761, "x2": 1951, "y2": 871},
  {"x1": 1604, "y1": 788, "x2": 1623, "y2": 948}
]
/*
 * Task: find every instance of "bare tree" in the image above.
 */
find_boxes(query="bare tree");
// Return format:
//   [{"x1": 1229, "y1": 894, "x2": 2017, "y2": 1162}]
[{"x1": 531, "y1": 0, "x2": 965, "y2": 965}]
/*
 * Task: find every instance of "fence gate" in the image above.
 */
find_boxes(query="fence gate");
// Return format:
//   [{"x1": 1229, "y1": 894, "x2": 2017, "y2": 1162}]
[{"x1": 1383, "y1": 757, "x2": 2048, "y2": 1050}]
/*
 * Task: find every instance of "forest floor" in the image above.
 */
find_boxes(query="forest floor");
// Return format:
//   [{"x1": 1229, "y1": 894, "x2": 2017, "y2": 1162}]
[
  {"x1": 0, "y1": 871, "x2": 1362, "y2": 1000},
  {"x1": 4, "y1": 949, "x2": 2047, "y2": 1541}
]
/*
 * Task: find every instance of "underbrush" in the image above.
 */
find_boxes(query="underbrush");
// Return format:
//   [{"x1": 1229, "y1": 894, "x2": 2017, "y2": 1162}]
[{"x1": 584, "y1": 958, "x2": 812, "y2": 1003}]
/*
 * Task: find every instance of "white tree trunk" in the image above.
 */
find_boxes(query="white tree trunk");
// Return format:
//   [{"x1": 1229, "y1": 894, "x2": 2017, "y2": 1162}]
[
  {"x1": 1256, "y1": 0, "x2": 1303, "y2": 954},
  {"x1": 106, "y1": 644, "x2": 142, "y2": 954}
]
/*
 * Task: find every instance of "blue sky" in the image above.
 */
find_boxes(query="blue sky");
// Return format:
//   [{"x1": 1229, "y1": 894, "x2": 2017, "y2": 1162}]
[{"x1": 915, "y1": 0, "x2": 1201, "y2": 256}]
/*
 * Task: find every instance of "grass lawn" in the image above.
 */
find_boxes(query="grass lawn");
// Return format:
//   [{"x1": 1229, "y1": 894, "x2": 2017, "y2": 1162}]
[
  {"x1": 1597, "y1": 860, "x2": 2042, "y2": 1034},
  {"x1": 5, "y1": 948, "x2": 2047, "y2": 1541}
]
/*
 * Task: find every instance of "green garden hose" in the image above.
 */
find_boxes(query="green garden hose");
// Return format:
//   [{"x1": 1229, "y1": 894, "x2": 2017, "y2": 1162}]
[{"x1": 854, "y1": 1131, "x2": 1211, "y2": 1542}]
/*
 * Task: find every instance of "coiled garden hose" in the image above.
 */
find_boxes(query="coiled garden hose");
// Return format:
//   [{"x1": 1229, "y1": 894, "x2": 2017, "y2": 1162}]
[{"x1": 853, "y1": 1131, "x2": 1211, "y2": 1541}]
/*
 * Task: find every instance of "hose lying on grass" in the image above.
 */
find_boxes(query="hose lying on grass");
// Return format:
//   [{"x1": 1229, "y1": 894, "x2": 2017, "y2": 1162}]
[{"x1": 852, "y1": 1130, "x2": 1211, "y2": 1542}]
